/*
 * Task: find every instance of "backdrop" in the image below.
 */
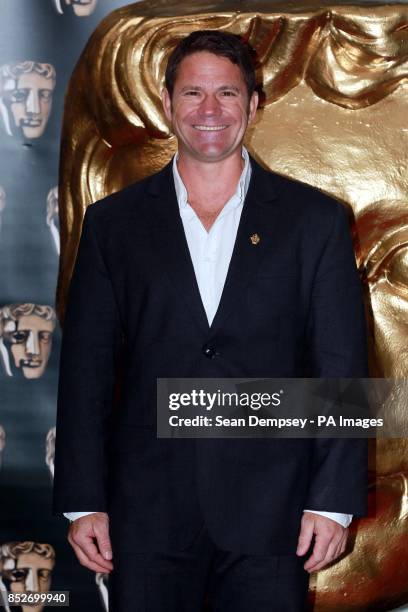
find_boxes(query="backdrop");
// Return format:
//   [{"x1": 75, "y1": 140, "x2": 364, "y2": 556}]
[{"x1": 0, "y1": 1, "x2": 407, "y2": 611}]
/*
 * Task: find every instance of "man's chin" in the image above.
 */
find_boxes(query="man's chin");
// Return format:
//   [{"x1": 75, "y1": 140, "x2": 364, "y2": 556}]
[{"x1": 187, "y1": 144, "x2": 241, "y2": 163}]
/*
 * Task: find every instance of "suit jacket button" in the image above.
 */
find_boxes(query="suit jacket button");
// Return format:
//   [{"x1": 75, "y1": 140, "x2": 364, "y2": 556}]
[{"x1": 203, "y1": 345, "x2": 217, "y2": 359}]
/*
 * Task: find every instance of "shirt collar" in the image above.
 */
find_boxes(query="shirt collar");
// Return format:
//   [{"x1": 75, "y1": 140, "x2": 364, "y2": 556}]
[{"x1": 172, "y1": 147, "x2": 252, "y2": 216}]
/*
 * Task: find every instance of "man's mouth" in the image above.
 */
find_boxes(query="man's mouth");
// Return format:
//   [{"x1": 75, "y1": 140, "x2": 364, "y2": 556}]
[{"x1": 192, "y1": 125, "x2": 228, "y2": 132}]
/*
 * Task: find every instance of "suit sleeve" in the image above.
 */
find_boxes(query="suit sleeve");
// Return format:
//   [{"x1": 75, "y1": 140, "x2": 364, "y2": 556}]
[
  {"x1": 304, "y1": 201, "x2": 368, "y2": 516},
  {"x1": 53, "y1": 206, "x2": 123, "y2": 514}
]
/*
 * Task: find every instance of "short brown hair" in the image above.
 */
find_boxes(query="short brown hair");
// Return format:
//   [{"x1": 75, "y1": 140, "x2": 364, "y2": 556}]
[{"x1": 165, "y1": 30, "x2": 256, "y2": 99}]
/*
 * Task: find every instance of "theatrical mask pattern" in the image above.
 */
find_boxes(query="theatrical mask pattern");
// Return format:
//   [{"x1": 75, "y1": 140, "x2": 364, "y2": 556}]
[
  {"x1": 46, "y1": 187, "x2": 60, "y2": 256},
  {"x1": 0, "y1": 304, "x2": 56, "y2": 379},
  {"x1": 0, "y1": 186, "x2": 5, "y2": 234},
  {"x1": 0, "y1": 62, "x2": 56, "y2": 140},
  {"x1": 0, "y1": 542, "x2": 55, "y2": 612},
  {"x1": 45, "y1": 426, "x2": 107, "y2": 608},
  {"x1": 52, "y1": 0, "x2": 98, "y2": 17},
  {"x1": 0, "y1": 426, "x2": 5, "y2": 471}
]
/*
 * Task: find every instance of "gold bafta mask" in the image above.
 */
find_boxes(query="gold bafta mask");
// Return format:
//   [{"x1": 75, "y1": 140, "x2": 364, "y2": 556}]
[{"x1": 57, "y1": 2, "x2": 408, "y2": 610}]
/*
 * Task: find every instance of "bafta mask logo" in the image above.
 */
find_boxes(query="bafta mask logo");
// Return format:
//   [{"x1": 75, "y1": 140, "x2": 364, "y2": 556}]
[
  {"x1": 53, "y1": 0, "x2": 98, "y2": 17},
  {"x1": 95, "y1": 573, "x2": 109, "y2": 612},
  {"x1": 0, "y1": 62, "x2": 56, "y2": 139},
  {"x1": 0, "y1": 542, "x2": 55, "y2": 612},
  {"x1": 0, "y1": 186, "x2": 5, "y2": 233},
  {"x1": 0, "y1": 426, "x2": 5, "y2": 471},
  {"x1": 45, "y1": 427, "x2": 56, "y2": 480},
  {"x1": 0, "y1": 304, "x2": 56, "y2": 379},
  {"x1": 46, "y1": 187, "x2": 59, "y2": 255}
]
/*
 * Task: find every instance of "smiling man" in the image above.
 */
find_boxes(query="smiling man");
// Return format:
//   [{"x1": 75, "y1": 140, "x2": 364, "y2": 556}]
[{"x1": 54, "y1": 31, "x2": 368, "y2": 611}]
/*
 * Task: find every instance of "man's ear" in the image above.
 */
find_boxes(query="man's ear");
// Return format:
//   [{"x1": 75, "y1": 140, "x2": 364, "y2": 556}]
[
  {"x1": 161, "y1": 88, "x2": 172, "y2": 124},
  {"x1": 248, "y1": 90, "x2": 259, "y2": 125}
]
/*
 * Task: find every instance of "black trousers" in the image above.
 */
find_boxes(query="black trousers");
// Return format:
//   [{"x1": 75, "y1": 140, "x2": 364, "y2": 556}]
[{"x1": 109, "y1": 525, "x2": 310, "y2": 611}]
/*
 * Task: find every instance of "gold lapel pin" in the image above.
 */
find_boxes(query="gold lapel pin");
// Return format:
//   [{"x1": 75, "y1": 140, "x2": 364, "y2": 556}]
[{"x1": 250, "y1": 233, "x2": 260, "y2": 245}]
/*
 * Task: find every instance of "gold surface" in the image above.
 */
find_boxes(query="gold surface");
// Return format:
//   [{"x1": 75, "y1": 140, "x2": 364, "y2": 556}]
[{"x1": 57, "y1": 1, "x2": 408, "y2": 609}]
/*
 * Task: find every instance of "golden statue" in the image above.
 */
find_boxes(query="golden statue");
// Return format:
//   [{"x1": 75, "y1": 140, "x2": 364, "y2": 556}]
[{"x1": 57, "y1": 1, "x2": 408, "y2": 609}]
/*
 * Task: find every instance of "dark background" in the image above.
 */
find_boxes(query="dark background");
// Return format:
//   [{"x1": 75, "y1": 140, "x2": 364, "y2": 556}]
[
  {"x1": 0, "y1": 1, "x2": 406, "y2": 611},
  {"x1": 0, "y1": 3, "x2": 142, "y2": 609}
]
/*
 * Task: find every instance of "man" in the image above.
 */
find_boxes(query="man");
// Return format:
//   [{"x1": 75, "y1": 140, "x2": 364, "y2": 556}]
[
  {"x1": 0, "y1": 62, "x2": 56, "y2": 139},
  {"x1": 0, "y1": 541, "x2": 55, "y2": 612},
  {"x1": 0, "y1": 304, "x2": 56, "y2": 379},
  {"x1": 54, "y1": 31, "x2": 368, "y2": 610}
]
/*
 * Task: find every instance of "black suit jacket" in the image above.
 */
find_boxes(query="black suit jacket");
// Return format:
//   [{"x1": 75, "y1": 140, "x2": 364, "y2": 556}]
[{"x1": 53, "y1": 157, "x2": 368, "y2": 554}]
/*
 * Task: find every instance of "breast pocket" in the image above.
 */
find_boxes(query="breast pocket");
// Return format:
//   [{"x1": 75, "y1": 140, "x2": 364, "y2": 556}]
[{"x1": 252, "y1": 270, "x2": 299, "y2": 316}]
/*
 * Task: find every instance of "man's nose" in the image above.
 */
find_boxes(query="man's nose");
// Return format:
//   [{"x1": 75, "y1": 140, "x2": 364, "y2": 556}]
[
  {"x1": 25, "y1": 569, "x2": 39, "y2": 592},
  {"x1": 198, "y1": 94, "x2": 222, "y2": 117},
  {"x1": 26, "y1": 90, "x2": 40, "y2": 115},
  {"x1": 26, "y1": 331, "x2": 40, "y2": 356}
]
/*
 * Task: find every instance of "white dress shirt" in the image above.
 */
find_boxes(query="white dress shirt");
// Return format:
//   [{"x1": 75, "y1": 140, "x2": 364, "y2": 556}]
[{"x1": 65, "y1": 148, "x2": 351, "y2": 528}]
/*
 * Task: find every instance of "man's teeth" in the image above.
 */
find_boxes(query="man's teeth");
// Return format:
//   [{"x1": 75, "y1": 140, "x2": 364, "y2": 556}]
[{"x1": 193, "y1": 125, "x2": 227, "y2": 131}]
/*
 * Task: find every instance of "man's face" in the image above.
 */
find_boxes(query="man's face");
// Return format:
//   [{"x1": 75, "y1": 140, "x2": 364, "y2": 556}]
[
  {"x1": 64, "y1": 0, "x2": 98, "y2": 16},
  {"x1": 4, "y1": 314, "x2": 54, "y2": 379},
  {"x1": 4, "y1": 552, "x2": 53, "y2": 612},
  {"x1": 162, "y1": 51, "x2": 258, "y2": 163},
  {"x1": 5, "y1": 71, "x2": 54, "y2": 138}
]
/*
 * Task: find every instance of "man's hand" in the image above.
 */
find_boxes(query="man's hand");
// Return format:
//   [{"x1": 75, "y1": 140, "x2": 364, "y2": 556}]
[
  {"x1": 296, "y1": 512, "x2": 348, "y2": 573},
  {"x1": 68, "y1": 512, "x2": 114, "y2": 573}
]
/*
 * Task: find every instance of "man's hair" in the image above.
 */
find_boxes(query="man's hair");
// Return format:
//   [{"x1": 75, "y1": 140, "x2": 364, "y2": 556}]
[{"x1": 165, "y1": 30, "x2": 256, "y2": 99}]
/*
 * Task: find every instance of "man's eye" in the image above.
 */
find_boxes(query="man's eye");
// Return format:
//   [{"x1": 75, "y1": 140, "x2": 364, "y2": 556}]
[
  {"x1": 184, "y1": 91, "x2": 200, "y2": 96},
  {"x1": 10, "y1": 89, "x2": 28, "y2": 103},
  {"x1": 221, "y1": 91, "x2": 236, "y2": 97}
]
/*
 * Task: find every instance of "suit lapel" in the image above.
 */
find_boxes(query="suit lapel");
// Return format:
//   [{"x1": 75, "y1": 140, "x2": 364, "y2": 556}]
[
  {"x1": 209, "y1": 158, "x2": 281, "y2": 336},
  {"x1": 148, "y1": 162, "x2": 210, "y2": 335},
  {"x1": 146, "y1": 157, "x2": 282, "y2": 338}
]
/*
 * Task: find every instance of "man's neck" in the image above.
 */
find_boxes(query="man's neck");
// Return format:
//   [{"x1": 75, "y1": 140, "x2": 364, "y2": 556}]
[{"x1": 177, "y1": 149, "x2": 244, "y2": 216}]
